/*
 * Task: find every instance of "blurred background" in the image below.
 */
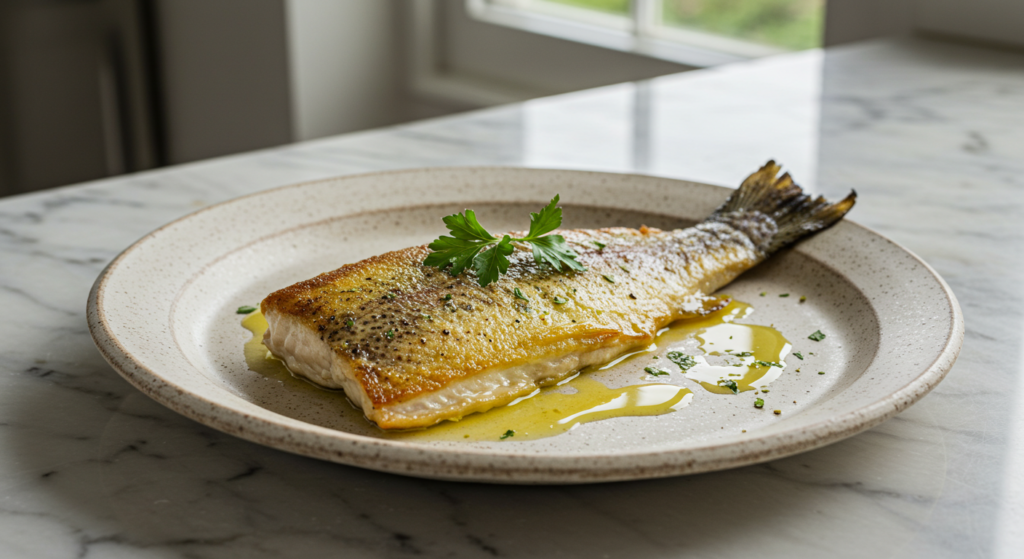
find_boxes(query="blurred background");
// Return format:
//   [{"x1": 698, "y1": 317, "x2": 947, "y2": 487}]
[{"x1": 0, "y1": 0, "x2": 1020, "y2": 198}]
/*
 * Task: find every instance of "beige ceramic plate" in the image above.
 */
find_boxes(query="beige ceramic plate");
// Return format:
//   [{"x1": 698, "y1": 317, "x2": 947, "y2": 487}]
[{"x1": 87, "y1": 168, "x2": 963, "y2": 483}]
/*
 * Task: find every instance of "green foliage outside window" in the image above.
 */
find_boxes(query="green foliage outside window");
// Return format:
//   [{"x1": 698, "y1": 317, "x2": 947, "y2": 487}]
[{"x1": 543, "y1": 0, "x2": 823, "y2": 50}]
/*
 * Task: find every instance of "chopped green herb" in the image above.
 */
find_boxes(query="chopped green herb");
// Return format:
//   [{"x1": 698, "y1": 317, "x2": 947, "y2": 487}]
[
  {"x1": 385, "y1": 329, "x2": 395, "y2": 340},
  {"x1": 384, "y1": 293, "x2": 396, "y2": 299},
  {"x1": 760, "y1": 292, "x2": 766, "y2": 296},
  {"x1": 423, "y1": 195, "x2": 586, "y2": 287},
  {"x1": 667, "y1": 351, "x2": 697, "y2": 371},
  {"x1": 553, "y1": 296, "x2": 567, "y2": 304},
  {"x1": 779, "y1": 293, "x2": 790, "y2": 298},
  {"x1": 593, "y1": 241, "x2": 606, "y2": 249},
  {"x1": 774, "y1": 409, "x2": 782, "y2": 415},
  {"x1": 718, "y1": 379, "x2": 739, "y2": 394},
  {"x1": 761, "y1": 389, "x2": 770, "y2": 393},
  {"x1": 793, "y1": 351, "x2": 803, "y2": 360},
  {"x1": 619, "y1": 264, "x2": 630, "y2": 273},
  {"x1": 346, "y1": 319, "x2": 355, "y2": 327},
  {"x1": 808, "y1": 330, "x2": 826, "y2": 341},
  {"x1": 603, "y1": 274, "x2": 616, "y2": 283},
  {"x1": 444, "y1": 294, "x2": 453, "y2": 301},
  {"x1": 734, "y1": 351, "x2": 753, "y2": 358},
  {"x1": 644, "y1": 366, "x2": 670, "y2": 377},
  {"x1": 236, "y1": 305, "x2": 257, "y2": 314},
  {"x1": 818, "y1": 371, "x2": 825, "y2": 375},
  {"x1": 420, "y1": 314, "x2": 433, "y2": 321},
  {"x1": 500, "y1": 429, "x2": 515, "y2": 440},
  {"x1": 754, "y1": 398, "x2": 764, "y2": 409},
  {"x1": 513, "y1": 287, "x2": 529, "y2": 301},
  {"x1": 799, "y1": 295, "x2": 807, "y2": 302},
  {"x1": 754, "y1": 360, "x2": 783, "y2": 368}
]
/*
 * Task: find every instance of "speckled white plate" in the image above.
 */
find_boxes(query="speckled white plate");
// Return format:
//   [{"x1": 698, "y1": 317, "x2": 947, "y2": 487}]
[{"x1": 87, "y1": 167, "x2": 963, "y2": 484}]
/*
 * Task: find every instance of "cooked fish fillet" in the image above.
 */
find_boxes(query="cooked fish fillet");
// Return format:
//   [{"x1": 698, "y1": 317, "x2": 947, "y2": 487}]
[{"x1": 261, "y1": 162, "x2": 855, "y2": 429}]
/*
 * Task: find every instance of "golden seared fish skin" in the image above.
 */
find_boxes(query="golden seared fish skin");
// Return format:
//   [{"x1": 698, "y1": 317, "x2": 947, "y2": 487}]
[{"x1": 261, "y1": 162, "x2": 855, "y2": 429}]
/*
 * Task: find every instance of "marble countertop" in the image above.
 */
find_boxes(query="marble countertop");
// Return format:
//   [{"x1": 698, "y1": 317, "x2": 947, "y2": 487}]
[{"x1": 2, "y1": 37, "x2": 1022, "y2": 558}]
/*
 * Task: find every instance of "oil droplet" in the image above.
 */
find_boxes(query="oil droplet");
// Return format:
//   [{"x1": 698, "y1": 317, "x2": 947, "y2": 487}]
[{"x1": 388, "y1": 377, "x2": 692, "y2": 442}]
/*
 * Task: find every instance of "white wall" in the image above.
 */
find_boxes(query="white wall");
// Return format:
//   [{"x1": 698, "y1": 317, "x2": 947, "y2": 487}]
[{"x1": 285, "y1": 0, "x2": 405, "y2": 142}]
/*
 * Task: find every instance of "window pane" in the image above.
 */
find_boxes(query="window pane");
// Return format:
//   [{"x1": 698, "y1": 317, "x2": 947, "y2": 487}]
[
  {"x1": 662, "y1": 0, "x2": 824, "y2": 50},
  {"x1": 546, "y1": 0, "x2": 631, "y2": 15}
]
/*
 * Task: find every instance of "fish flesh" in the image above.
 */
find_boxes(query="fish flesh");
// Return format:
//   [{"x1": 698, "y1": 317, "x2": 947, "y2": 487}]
[{"x1": 260, "y1": 162, "x2": 855, "y2": 429}]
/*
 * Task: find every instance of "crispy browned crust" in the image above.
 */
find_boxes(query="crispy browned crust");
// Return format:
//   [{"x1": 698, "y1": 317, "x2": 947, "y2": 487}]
[{"x1": 261, "y1": 225, "x2": 757, "y2": 410}]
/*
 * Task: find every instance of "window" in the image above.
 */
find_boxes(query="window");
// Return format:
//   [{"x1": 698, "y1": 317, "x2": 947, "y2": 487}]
[{"x1": 467, "y1": 0, "x2": 824, "y2": 67}]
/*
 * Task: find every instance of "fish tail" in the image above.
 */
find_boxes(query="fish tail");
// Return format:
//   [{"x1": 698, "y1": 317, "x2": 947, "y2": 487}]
[{"x1": 710, "y1": 160, "x2": 856, "y2": 254}]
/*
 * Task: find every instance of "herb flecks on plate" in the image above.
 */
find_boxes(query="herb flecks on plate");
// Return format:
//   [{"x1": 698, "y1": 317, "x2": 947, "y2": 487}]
[
  {"x1": 808, "y1": 330, "x2": 826, "y2": 341},
  {"x1": 718, "y1": 379, "x2": 739, "y2": 394},
  {"x1": 237, "y1": 305, "x2": 257, "y2": 314},
  {"x1": 666, "y1": 351, "x2": 697, "y2": 371},
  {"x1": 423, "y1": 195, "x2": 586, "y2": 287},
  {"x1": 644, "y1": 366, "x2": 670, "y2": 377}
]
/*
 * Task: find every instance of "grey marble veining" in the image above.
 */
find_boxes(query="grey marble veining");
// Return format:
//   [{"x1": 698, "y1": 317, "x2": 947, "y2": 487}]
[{"x1": 1, "y1": 37, "x2": 1023, "y2": 558}]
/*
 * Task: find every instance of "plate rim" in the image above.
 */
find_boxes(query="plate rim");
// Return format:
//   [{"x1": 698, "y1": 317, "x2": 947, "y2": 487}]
[{"x1": 87, "y1": 166, "x2": 965, "y2": 483}]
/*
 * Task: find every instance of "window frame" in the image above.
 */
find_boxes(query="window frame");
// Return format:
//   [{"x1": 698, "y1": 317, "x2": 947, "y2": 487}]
[{"x1": 465, "y1": 0, "x2": 791, "y2": 68}]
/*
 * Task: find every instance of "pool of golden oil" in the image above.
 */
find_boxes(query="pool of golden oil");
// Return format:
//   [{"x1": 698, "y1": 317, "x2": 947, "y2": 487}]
[
  {"x1": 603, "y1": 298, "x2": 792, "y2": 395},
  {"x1": 240, "y1": 297, "x2": 788, "y2": 442},
  {"x1": 389, "y1": 375, "x2": 693, "y2": 442}
]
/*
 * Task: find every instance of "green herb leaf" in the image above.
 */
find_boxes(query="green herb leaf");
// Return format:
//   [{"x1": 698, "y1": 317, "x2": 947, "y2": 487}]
[
  {"x1": 513, "y1": 287, "x2": 529, "y2": 301},
  {"x1": 442, "y1": 209, "x2": 497, "y2": 242},
  {"x1": 667, "y1": 351, "x2": 697, "y2": 371},
  {"x1": 619, "y1": 264, "x2": 630, "y2": 273},
  {"x1": 799, "y1": 295, "x2": 807, "y2": 302},
  {"x1": 793, "y1": 351, "x2": 803, "y2": 360},
  {"x1": 385, "y1": 329, "x2": 395, "y2": 340},
  {"x1": 346, "y1": 319, "x2": 355, "y2": 327},
  {"x1": 760, "y1": 292, "x2": 766, "y2": 296},
  {"x1": 818, "y1": 371, "x2": 825, "y2": 375},
  {"x1": 754, "y1": 398, "x2": 764, "y2": 408},
  {"x1": 526, "y1": 195, "x2": 563, "y2": 239},
  {"x1": 779, "y1": 293, "x2": 790, "y2": 298},
  {"x1": 553, "y1": 296, "x2": 567, "y2": 304},
  {"x1": 423, "y1": 236, "x2": 488, "y2": 277},
  {"x1": 530, "y1": 235, "x2": 586, "y2": 272},
  {"x1": 734, "y1": 351, "x2": 753, "y2": 358},
  {"x1": 500, "y1": 429, "x2": 515, "y2": 440},
  {"x1": 236, "y1": 305, "x2": 257, "y2": 314},
  {"x1": 593, "y1": 241, "x2": 606, "y2": 249},
  {"x1": 644, "y1": 367, "x2": 670, "y2": 377},
  {"x1": 718, "y1": 379, "x2": 739, "y2": 394},
  {"x1": 424, "y1": 196, "x2": 586, "y2": 286},
  {"x1": 808, "y1": 330, "x2": 826, "y2": 341},
  {"x1": 473, "y1": 235, "x2": 514, "y2": 287},
  {"x1": 602, "y1": 274, "x2": 616, "y2": 283}
]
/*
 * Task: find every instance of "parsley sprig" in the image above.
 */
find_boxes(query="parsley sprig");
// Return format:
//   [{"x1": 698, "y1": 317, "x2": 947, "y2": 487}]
[{"x1": 423, "y1": 195, "x2": 586, "y2": 287}]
